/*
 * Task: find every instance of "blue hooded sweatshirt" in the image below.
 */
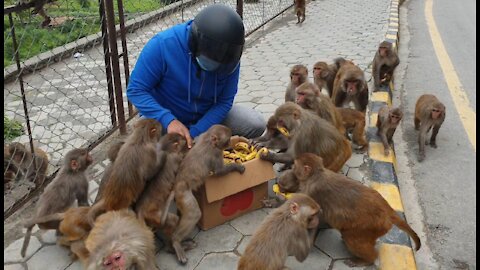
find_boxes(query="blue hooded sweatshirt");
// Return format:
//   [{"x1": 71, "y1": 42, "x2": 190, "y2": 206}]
[{"x1": 127, "y1": 20, "x2": 240, "y2": 138}]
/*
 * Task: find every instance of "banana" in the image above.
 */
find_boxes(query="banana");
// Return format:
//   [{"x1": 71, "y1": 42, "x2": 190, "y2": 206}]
[
  {"x1": 277, "y1": 126, "x2": 290, "y2": 137},
  {"x1": 244, "y1": 151, "x2": 257, "y2": 161},
  {"x1": 256, "y1": 147, "x2": 269, "y2": 159},
  {"x1": 234, "y1": 142, "x2": 250, "y2": 152},
  {"x1": 272, "y1": 184, "x2": 293, "y2": 199}
]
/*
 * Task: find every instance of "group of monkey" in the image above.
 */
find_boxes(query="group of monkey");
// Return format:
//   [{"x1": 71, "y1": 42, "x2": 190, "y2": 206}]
[{"x1": 8, "y1": 40, "x2": 447, "y2": 269}]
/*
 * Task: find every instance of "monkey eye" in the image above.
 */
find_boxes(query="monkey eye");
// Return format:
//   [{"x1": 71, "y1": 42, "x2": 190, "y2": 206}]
[
  {"x1": 115, "y1": 255, "x2": 121, "y2": 261},
  {"x1": 291, "y1": 73, "x2": 300, "y2": 76},
  {"x1": 432, "y1": 109, "x2": 440, "y2": 112}
]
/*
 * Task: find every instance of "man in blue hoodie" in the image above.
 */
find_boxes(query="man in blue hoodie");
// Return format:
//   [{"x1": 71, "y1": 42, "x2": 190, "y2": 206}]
[{"x1": 127, "y1": 4, "x2": 266, "y2": 148}]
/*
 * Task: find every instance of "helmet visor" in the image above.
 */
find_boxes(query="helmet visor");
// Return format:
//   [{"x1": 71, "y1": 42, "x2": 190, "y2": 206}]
[{"x1": 196, "y1": 32, "x2": 243, "y2": 67}]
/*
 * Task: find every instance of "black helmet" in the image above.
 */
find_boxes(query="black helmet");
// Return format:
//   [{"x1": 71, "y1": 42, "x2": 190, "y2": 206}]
[{"x1": 188, "y1": 4, "x2": 245, "y2": 74}]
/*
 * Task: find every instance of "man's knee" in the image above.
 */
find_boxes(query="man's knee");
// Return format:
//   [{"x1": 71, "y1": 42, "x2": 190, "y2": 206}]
[{"x1": 225, "y1": 104, "x2": 266, "y2": 138}]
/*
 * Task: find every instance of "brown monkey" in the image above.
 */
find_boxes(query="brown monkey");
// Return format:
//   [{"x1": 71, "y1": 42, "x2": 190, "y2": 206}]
[
  {"x1": 135, "y1": 133, "x2": 188, "y2": 242},
  {"x1": 87, "y1": 119, "x2": 166, "y2": 225},
  {"x1": 238, "y1": 193, "x2": 320, "y2": 270},
  {"x1": 276, "y1": 169, "x2": 299, "y2": 193},
  {"x1": 4, "y1": 142, "x2": 49, "y2": 186},
  {"x1": 171, "y1": 125, "x2": 246, "y2": 264},
  {"x1": 331, "y1": 59, "x2": 369, "y2": 112},
  {"x1": 21, "y1": 148, "x2": 92, "y2": 257},
  {"x1": 80, "y1": 209, "x2": 157, "y2": 270},
  {"x1": 312, "y1": 61, "x2": 338, "y2": 97},
  {"x1": 337, "y1": 108, "x2": 368, "y2": 151},
  {"x1": 414, "y1": 94, "x2": 446, "y2": 162},
  {"x1": 376, "y1": 105, "x2": 403, "y2": 156},
  {"x1": 260, "y1": 102, "x2": 351, "y2": 172},
  {"x1": 294, "y1": 0, "x2": 306, "y2": 24},
  {"x1": 291, "y1": 153, "x2": 421, "y2": 266},
  {"x1": 285, "y1": 65, "x2": 309, "y2": 102},
  {"x1": 93, "y1": 139, "x2": 125, "y2": 203},
  {"x1": 295, "y1": 82, "x2": 346, "y2": 135},
  {"x1": 372, "y1": 41, "x2": 399, "y2": 91},
  {"x1": 250, "y1": 115, "x2": 289, "y2": 151}
]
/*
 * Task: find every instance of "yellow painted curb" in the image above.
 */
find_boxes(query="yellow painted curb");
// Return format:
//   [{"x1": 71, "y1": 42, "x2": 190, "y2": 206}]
[
  {"x1": 370, "y1": 182, "x2": 404, "y2": 212},
  {"x1": 370, "y1": 113, "x2": 378, "y2": 128},
  {"x1": 379, "y1": 243, "x2": 417, "y2": 270},
  {"x1": 371, "y1": 92, "x2": 390, "y2": 104},
  {"x1": 369, "y1": 142, "x2": 394, "y2": 163},
  {"x1": 385, "y1": 33, "x2": 397, "y2": 40}
]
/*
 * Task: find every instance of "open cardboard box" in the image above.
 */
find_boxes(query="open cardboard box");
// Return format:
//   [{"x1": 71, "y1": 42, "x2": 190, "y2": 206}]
[{"x1": 194, "y1": 157, "x2": 276, "y2": 230}]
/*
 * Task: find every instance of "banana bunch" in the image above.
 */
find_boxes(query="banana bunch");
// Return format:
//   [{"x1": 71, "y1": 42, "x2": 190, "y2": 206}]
[
  {"x1": 223, "y1": 142, "x2": 269, "y2": 164},
  {"x1": 272, "y1": 184, "x2": 293, "y2": 199}
]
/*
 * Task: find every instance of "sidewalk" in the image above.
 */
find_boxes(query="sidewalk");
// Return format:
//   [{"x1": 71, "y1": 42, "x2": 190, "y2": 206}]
[{"x1": 4, "y1": 0, "x2": 392, "y2": 268}]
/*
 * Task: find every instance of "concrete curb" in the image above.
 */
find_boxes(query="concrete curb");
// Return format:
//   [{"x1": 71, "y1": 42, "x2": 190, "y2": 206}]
[{"x1": 367, "y1": 0, "x2": 418, "y2": 269}]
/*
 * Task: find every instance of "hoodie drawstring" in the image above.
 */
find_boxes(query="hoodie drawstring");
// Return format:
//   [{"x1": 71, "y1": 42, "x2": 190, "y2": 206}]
[{"x1": 214, "y1": 73, "x2": 217, "y2": 104}]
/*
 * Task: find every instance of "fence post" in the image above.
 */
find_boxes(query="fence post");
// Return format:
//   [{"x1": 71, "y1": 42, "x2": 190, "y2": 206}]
[
  {"x1": 98, "y1": 0, "x2": 117, "y2": 127},
  {"x1": 237, "y1": 0, "x2": 244, "y2": 19},
  {"x1": 104, "y1": 0, "x2": 127, "y2": 135}
]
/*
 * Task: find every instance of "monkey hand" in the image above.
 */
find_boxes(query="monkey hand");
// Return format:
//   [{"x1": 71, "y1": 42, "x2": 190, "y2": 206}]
[
  {"x1": 430, "y1": 141, "x2": 438, "y2": 148},
  {"x1": 229, "y1": 135, "x2": 249, "y2": 148},
  {"x1": 235, "y1": 164, "x2": 246, "y2": 174}
]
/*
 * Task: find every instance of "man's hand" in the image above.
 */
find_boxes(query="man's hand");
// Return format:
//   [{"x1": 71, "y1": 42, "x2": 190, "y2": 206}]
[{"x1": 167, "y1": 120, "x2": 193, "y2": 148}]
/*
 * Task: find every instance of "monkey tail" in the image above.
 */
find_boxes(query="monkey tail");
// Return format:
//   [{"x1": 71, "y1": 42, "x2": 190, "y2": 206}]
[
  {"x1": 20, "y1": 212, "x2": 65, "y2": 257},
  {"x1": 20, "y1": 225, "x2": 33, "y2": 258},
  {"x1": 391, "y1": 214, "x2": 421, "y2": 251},
  {"x1": 87, "y1": 199, "x2": 106, "y2": 227}
]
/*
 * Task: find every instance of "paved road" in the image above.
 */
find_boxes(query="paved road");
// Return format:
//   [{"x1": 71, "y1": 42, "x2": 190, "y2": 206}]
[{"x1": 395, "y1": 0, "x2": 476, "y2": 269}]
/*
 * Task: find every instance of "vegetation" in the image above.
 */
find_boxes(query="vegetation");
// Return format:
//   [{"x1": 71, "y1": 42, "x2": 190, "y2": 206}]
[
  {"x1": 4, "y1": 114, "x2": 24, "y2": 141},
  {"x1": 4, "y1": 0, "x2": 164, "y2": 66}
]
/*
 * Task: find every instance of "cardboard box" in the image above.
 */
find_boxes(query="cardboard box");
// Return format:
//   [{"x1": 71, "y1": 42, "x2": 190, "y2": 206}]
[{"x1": 195, "y1": 158, "x2": 276, "y2": 230}]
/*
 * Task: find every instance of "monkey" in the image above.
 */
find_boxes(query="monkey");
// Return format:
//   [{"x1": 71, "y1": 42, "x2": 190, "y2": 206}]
[
  {"x1": 135, "y1": 133, "x2": 188, "y2": 243},
  {"x1": 87, "y1": 118, "x2": 166, "y2": 225},
  {"x1": 376, "y1": 105, "x2": 403, "y2": 156},
  {"x1": 285, "y1": 65, "x2": 309, "y2": 102},
  {"x1": 250, "y1": 115, "x2": 289, "y2": 151},
  {"x1": 4, "y1": 142, "x2": 49, "y2": 187},
  {"x1": 336, "y1": 108, "x2": 368, "y2": 151},
  {"x1": 372, "y1": 41, "x2": 399, "y2": 91},
  {"x1": 171, "y1": 125, "x2": 246, "y2": 264},
  {"x1": 80, "y1": 209, "x2": 157, "y2": 270},
  {"x1": 16, "y1": 0, "x2": 55, "y2": 27},
  {"x1": 331, "y1": 59, "x2": 369, "y2": 112},
  {"x1": 238, "y1": 193, "x2": 320, "y2": 270},
  {"x1": 294, "y1": 0, "x2": 306, "y2": 24},
  {"x1": 290, "y1": 153, "x2": 421, "y2": 266},
  {"x1": 4, "y1": 151, "x2": 22, "y2": 189},
  {"x1": 414, "y1": 94, "x2": 446, "y2": 162},
  {"x1": 93, "y1": 139, "x2": 125, "y2": 203},
  {"x1": 295, "y1": 82, "x2": 346, "y2": 135},
  {"x1": 21, "y1": 148, "x2": 92, "y2": 257},
  {"x1": 276, "y1": 169, "x2": 299, "y2": 193},
  {"x1": 260, "y1": 102, "x2": 352, "y2": 173},
  {"x1": 312, "y1": 61, "x2": 338, "y2": 97}
]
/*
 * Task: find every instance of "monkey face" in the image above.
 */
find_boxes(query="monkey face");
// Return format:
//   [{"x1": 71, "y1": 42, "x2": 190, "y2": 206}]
[
  {"x1": 389, "y1": 113, "x2": 402, "y2": 125},
  {"x1": 295, "y1": 91, "x2": 306, "y2": 105},
  {"x1": 209, "y1": 125, "x2": 232, "y2": 149},
  {"x1": 379, "y1": 47, "x2": 389, "y2": 57},
  {"x1": 344, "y1": 79, "x2": 359, "y2": 95},
  {"x1": 277, "y1": 171, "x2": 299, "y2": 193},
  {"x1": 290, "y1": 66, "x2": 308, "y2": 85},
  {"x1": 431, "y1": 108, "x2": 443, "y2": 120}
]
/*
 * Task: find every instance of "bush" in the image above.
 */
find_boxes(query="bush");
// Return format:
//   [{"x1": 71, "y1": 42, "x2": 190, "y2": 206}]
[{"x1": 4, "y1": 115, "x2": 24, "y2": 141}]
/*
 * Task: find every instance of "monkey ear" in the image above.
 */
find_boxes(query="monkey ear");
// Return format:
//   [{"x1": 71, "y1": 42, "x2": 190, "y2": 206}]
[
  {"x1": 210, "y1": 134, "x2": 219, "y2": 147},
  {"x1": 70, "y1": 160, "x2": 79, "y2": 171},
  {"x1": 293, "y1": 109, "x2": 301, "y2": 120},
  {"x1": 149, "y1": 127, "x2": 158, "y2": 139},
  {"x1": 290, "y1": 202, "x2": 299, "y2": 215}
]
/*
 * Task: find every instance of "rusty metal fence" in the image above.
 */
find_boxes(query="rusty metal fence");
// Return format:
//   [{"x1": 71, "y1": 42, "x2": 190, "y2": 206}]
[{"x1": 3, "y1": 0, "x2": 293, "y2": 218}]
